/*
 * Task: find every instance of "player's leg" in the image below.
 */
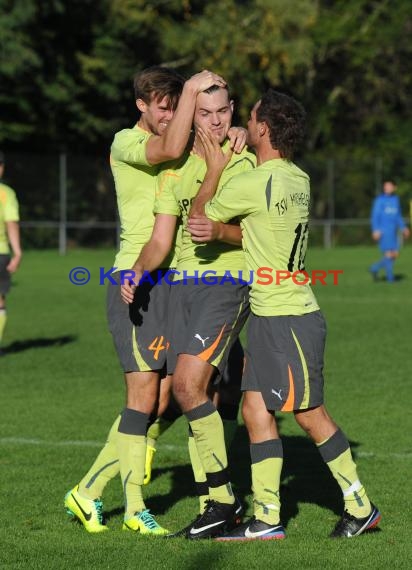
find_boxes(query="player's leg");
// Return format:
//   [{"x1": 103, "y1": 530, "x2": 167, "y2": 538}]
[
  {"x1": 217, "y1": 315, "x2": 286, "y2": 541},
  {"x1": 185, "y1": 340, "x2": 243, "y2": 516},
  {"x1": 0, "y1": 255, "x2": 11, "y2": 352},
  {"x1": 383, "y1": 250, "x2": 397, "y2": 282},
  {"x1": 118, "y1": 370, "x2": 159, "y2": 521},
  {"x1": 144, "y1": 374, "x2": 181, "y2": 484},
  {"x1": 216, "y1": 337, "x2": 244, "y2": 449},
  {"x1": 167, "y1": 280, "x2": 249, "y2": 539},
  {"x1": 217, "y1": 390, "x2": 285, "y2": 542},
  {"x1": 65, "y1": 271, "x2": 169, "y2": 534},
  {"x1": 115, "y1": 271, "x2": 170, "y2": 534},
  {"x1": 295, "y1": 405, "x2": 381, "y2": 537},
  {"x1": 289, "y1": 311, "x2": 380, "y2": 537}
]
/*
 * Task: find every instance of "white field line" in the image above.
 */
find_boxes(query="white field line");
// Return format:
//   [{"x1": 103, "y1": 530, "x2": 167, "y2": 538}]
[
  {"x1": 0, "y1": 437, "x2": 410, "y2": 458},
  {"x1": 0, "y1": 437, "x2": 186, "y2": 451}
]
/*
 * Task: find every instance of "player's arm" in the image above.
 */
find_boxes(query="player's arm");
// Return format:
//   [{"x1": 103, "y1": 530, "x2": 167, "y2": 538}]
[
  {"x1": 120, "y1": 214, "x2": 177, "y2": 304},
  {"x1": 6, "y1": 221, "x2": 22, "y2": 273},
  {"x1": 187, "y1": 215, "x2": 242, "y2": 246},
  {"x1": 145, "y1": 71, "x2": 226, "y2": 165}
]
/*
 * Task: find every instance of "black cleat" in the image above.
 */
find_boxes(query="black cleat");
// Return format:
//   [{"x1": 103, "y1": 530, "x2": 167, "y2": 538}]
[
  {"x1": 186, "y1": 499, "x2": 239, "y2": 540},
  {"x1": 330, "y1": 504, "x2": 381, "y2": 538},
  {"x1": 166, "y1": 495, "x2": 243, "y2": 539},
  {"x1": 216, "y1": 516, "x2": 285, "y2": 541}
]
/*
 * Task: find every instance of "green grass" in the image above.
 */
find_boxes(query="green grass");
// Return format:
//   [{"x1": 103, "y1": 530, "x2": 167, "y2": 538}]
[{"x1": 1, "y1": 246, "x2": 411, "y2": 569}]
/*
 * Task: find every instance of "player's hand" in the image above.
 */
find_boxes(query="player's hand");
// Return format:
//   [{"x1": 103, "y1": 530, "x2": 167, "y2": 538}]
[
  {"x1": 403, "y1": 227, "x2": 410, "y2": 239},
  {"x1": 120, "y1": 269, "x2": 141, "y2": 304},
  {"x1": 6, "y1": 255, "x2": 21, "y2": 273},
  {"x1": 227, "y1": 127, "x2": 247, "y2": 153},
  {"x1": 186, "y1": 70, "x2": 226, "y2": 94},
  {"x1": 198, "y1": 127, "x2": 233, "y2": 173},
  {"x1": 372, "y1": 230, "x2": 381, "y2": 241},
  {"x1": 187, "y1": 214, "x2": 221, "y2": 242},
  {"x1": 121, "y1": 280, "x2": 136, "y2": 304}
]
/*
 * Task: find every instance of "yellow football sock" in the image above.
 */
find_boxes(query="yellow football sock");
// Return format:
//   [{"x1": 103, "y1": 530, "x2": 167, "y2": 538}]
[
  {"x1": 188, "y1": 432, "x2": 208, "y2": 513},
  {"x1": 318, "y1": 429, "x2": 371, "y2": 518},
  {"x1": 117, "y1": 408, "x2": 149, "y2": 516},
  {"x1": 250, "y1": 440, "x2": 283, "y2": 525},
  {"x1": 78, "y1": 415, "x2": 120, "y2": 500},
  {"x1": 187, "y1": 402, "x2": 234, "y2": 506},
  {"x1": 117, "y1": 432, "x2": 146, "y2": 516},
  {"x1": 0, "y1": 308, "x2": 7, "y2": 344}
]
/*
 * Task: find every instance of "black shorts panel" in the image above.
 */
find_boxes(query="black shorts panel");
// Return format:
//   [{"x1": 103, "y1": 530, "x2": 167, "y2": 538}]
[
  {"x1": 242, "y1": 311, "x2": 326, "y2": 412},
  {"x1": 167, "y1": 279, "x2": 250, "y2": 374},
  {"x1": 106, "y1": 270, "x2": 171, "y2": 372}
]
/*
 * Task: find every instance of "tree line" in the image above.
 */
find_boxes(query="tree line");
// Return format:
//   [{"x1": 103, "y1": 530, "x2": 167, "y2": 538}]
[{"x1": 1, "y1": 0, "x2": 412, "y2": 227}]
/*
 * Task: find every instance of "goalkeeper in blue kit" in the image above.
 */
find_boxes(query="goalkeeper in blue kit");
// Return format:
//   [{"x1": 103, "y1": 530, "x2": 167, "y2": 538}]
[{"x1": 369, "y1": 180, "x2": 410, "y2": 282}]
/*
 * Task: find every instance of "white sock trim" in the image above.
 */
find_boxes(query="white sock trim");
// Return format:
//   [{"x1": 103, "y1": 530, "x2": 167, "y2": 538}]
[{"x1": 343, "y1": 479, "x2": 362, "y2": 497}]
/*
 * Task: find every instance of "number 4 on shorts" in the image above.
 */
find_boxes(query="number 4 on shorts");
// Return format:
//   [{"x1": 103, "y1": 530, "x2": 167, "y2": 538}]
[{"x1": 148, "y1": 336, "x2": 166, "y2": 360}]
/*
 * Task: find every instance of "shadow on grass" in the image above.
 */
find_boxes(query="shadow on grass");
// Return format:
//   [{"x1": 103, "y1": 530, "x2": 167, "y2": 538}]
[
  {"x1": 4, "y1": 334, "x2": 76, "y2": 354},
  {"x1": 144, "y1": 423, "x2": 363, "y2": 528}
]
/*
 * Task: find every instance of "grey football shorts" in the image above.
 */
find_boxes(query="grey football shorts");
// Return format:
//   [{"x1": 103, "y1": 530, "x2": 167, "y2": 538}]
[
  {"x1": 167, "y1": 278, "x2": 250, "y2": 375},
  {"x1": 106, "y1": 269, "x2": 171, "y2": 372},
  {"x1": 242, "y1": 311, "x2": 326, "y2": 412},
  {"x1": 0, "y1": 255, "x2": 11, "y2": 295}
]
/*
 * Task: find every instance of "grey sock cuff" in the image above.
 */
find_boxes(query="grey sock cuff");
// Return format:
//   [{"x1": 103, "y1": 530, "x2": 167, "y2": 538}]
[
  {"x1": 118, "y1": 408, "x2": 149, "y2": 436},
  {"x1": 250, "y1": 439, "x2": 283, "y2": 464},
  {"x1": 185, "y1": 400, "x2": 216, "y2": 422},
  {"x1": 318, "y1": 428, "x2": 349, "y2": 463}
]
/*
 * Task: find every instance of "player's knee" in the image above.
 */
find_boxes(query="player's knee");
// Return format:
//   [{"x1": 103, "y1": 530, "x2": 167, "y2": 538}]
[
  {"x1": 172, "y1": 378, "x2": 191, "y2": 410},
  {"x1": 294, "y1": 405, "x2": 332, "y2": 434}
]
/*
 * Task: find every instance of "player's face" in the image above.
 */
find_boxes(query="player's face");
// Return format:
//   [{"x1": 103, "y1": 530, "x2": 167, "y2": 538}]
[
  {"x1": 194, "y1": 89, "x2": 233, "y2": 144},
  {"x1": 383, "y1": 181, "x2": 396, "y2": 194},
  {"x1": 247, "y1": 100, "x2": 261, "y2": 148},
  {"x1": 137, "y1": 95, "x2": 175, "y2": 135}
]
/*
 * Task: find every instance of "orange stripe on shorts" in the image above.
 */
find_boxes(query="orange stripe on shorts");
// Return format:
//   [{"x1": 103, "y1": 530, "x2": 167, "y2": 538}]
[
  {"x1": 197, "y1": 324, "x2": 226, "y2": 362},
  {"x1": 281, "y1": 365, "x2": 295, "y2": 412}
]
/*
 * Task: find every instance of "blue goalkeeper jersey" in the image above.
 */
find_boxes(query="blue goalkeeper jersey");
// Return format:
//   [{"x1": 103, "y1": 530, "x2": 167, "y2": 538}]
[{"x1": 371, "y1": 193, "x2": 405, "y2": 251}]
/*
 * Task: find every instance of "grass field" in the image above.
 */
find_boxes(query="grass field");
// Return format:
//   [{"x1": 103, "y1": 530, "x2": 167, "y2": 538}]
[{"x1": 1, "y1": 246, "x2": 411, "y2": 569}]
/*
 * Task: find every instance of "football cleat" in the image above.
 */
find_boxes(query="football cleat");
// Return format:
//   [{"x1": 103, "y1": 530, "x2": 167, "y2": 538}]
[
  {"x1": 186, "y1": 499, "x2": 239, "y2": 540},
  {"x1": 143, "y1": 445, "x2": 156, "y2": 485},
  {"x1": 165, "y1": 495, "x2": 243, "y2": 539},
  {"x1": 215, "y1": 516, "x2": 285, "y2": 541},
  {"x1": 122, "y1": 509, "x2": 169, "y2": 535},
  {"x1": 64, "y1": 485, "x2": 108, "y2": 533},
  {"x1": 330, "y1": 504, "x2": 381, "y2": 538}
]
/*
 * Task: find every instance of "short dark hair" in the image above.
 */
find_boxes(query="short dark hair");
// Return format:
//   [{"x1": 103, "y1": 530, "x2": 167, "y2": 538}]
[
  {"x1": 133, "y1": 66, "x2": 185, "y2": 112},
  {"x1": 256, "y1": 89, "x2": 306, "y2": 160},
  {"x1": 0, "y1": 150, "x2": 5, "y2": 164},
  {"x1": 202, "y1": 84, "x2": 230, "y2": 98}
]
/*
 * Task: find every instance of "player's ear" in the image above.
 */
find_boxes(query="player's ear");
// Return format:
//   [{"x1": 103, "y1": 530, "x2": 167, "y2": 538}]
[
  {"x1": 258, "y1": 121, "x2": 267, "y2": 137},
  {"x1": 136, "y1": 98, "x2": 147, "y2": 114},
  {"x1": 230, "y1": 99, "x2": 234, "y2": 113}
]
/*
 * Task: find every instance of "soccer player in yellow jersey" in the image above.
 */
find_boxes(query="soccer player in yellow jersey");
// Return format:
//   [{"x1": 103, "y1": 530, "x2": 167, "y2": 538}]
[
  {"x1": 121, "y1": 84, "x2": 255, "y2": 538},
  {"x1": 192, "y1": 89, "x2": 381, "y2": 540},
  {"x1": 0, "y1": 151, "x2": 22, "y2": 355},
  {"x1": 64, "y1": 67, "x2": 236, "y2": 534}
]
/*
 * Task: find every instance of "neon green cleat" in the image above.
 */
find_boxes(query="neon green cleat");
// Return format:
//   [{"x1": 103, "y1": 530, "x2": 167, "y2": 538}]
[
  {"x1": 122, "y1": 509, "x2": 169, "y2": 535},
  {"x1": 143, "y1": 445, "x2": 157, "y2": 485},
  {"x1": 64, "y1": 485, "x2": 108, "y2": 533}
]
